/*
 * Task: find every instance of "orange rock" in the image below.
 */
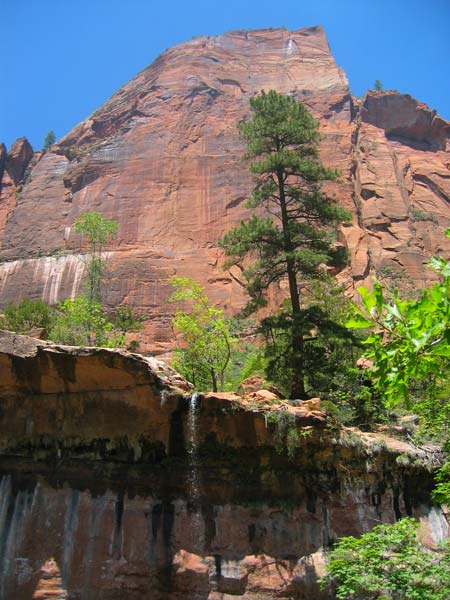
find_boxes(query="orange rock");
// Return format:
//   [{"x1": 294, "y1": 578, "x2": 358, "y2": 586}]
[
  {"x1": 238, "y1": 376, "x2": 284, "y2": 398},
  {"x1": 32, "y1": 558, "x2": 67, "y2": 599},
  {"x1": 304, "y1": 397, "x2": 321, "y2": 411},
  {"x1": 247, "y1": 389, "x2": 281, "y2": 403}
]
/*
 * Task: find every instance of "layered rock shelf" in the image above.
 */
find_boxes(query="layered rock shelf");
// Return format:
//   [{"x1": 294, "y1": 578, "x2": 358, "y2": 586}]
[
  {"x1": 0, "y1": 26, "x2": 449, "y2": 354},
  {"x1": 0, "y1": 331, "x2": 447, "y2": 599}
]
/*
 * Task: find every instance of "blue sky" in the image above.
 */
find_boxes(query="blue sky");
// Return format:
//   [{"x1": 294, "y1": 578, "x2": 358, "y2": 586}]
[{"x1": 1, "y1": 0, "x2": 449, "y2": 150}]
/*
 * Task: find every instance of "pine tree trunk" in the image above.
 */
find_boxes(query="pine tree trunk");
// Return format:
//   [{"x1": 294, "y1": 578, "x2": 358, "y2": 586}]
[{"x1": 277, "y1": 172, "x2": 307, "y2": 400}]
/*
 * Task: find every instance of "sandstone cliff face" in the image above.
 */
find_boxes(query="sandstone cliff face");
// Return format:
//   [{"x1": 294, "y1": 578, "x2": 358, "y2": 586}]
[
  {"x1": 0, "y1": 331, "x2": 448, "y2": 599},
  {"x1": 0, "y1": 27, "x2": 449, "y2": 353}
]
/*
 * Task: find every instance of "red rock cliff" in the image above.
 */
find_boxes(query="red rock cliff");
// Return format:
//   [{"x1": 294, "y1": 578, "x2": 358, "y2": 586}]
[{"x1": 0, "y1": 26, "x2": 449, "y2": 353}]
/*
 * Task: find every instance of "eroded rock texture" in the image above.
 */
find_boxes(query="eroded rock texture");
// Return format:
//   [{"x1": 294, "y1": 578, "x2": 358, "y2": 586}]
[
  {"x1": 0, "y1": 331, "x2": 448, "y2": 599},
  {"x1": 0, "y1": 27, "x2": 449, "y2": 353}
]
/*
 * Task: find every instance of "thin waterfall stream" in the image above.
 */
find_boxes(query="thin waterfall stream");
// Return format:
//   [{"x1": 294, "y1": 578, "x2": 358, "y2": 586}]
[
  {"x1": 186, "y1": 393, "x2": 204, "y2": 550},
  {"x1": 187, "y1": 393, "x2": 200, "y2": 499}
]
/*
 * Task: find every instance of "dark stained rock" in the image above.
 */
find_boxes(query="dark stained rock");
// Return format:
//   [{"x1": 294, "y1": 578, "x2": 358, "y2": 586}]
[
  {"x1": 5, "y1": 137, "x2": 34, "y2": 184},
  {"x1": 0, "y1": 331, "x2": 448, "y2": 598},
  {"x1": 361, "y1": 90, "x2": 450, "y2": 151}
]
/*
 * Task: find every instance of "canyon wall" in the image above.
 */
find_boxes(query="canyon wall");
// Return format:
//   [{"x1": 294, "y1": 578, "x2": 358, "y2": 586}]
[
  {"x1": 0, "y1": 330, "x2": 448, "y2": 599},
  {"x1": 1, "y1": 26, "x2": 449, "y2": 353}
]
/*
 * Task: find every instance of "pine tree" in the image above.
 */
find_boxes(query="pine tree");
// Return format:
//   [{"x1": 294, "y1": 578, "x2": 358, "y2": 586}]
[
  {"x1": 43, "y1": 130, "x2": 56, "y2": 149},
  {"x1": 220, "y1": 90, "x2": 350, "y2": 399},
  {"x1": 374, "y1": 79, "x2": 384, "y2": 92}
]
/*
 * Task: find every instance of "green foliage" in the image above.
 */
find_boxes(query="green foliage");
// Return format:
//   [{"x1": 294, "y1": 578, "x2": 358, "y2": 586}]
[
  {"x1": 410, "y1": 207, "x2": 439, "y2": 223},
  {"x1": 48, "y1": 296, "x2": 123, "y2": 347},
  {"x1": 127, "y1": 340, "x2": 140, "y2": 353},
  {"x1": 169, "y1": 277, "x2": 235, "y2": 392},
  {"x1": 48, "y1": 297, "x2": 141, "y2": 349},
  {"x1": 374, "y1": 79, "x2": 384, "y2": 91},
  {"x1": 223, "y1": 342, "x2": 267, "y2": 392},
  {"x1": 264, "y1": 410, "x2": 305, "y2": 459},
  {"x1": 347, "y1": 229, "x2": 450, "y2": 411},
  {"x1": 74, "y1": 211, "x2": 119, "y2": 305},
  {"x1": 433, "y1": 461, "x2": 450, "y2": 505},
  {"x1": 322, "y1": 518, "x2": 450, "y2": 599},
  {"x1": 219, "y1": 90, "x2": 350, "y2": 399},
  {"x1": 63, "y1": 212, "x2": 121, "y2": 345},
  {"x1": 0, "y1": 298, "x2": 55, "y2": 333},
  {"x1": 74, "y1": 211, "x2": 119, "y2": 247},
  {"x1": 259, "y1": 278, "x2": 381, "y2": 425},
  {"x1": 112, "y1": 305, "x2": 144, "y2": 333},
  {"x1": 347, "y1": 230, "x2": 450, "y2": 528},
  {"x1": 43, "y1": 130, "x2": 56, "y2": 149}
]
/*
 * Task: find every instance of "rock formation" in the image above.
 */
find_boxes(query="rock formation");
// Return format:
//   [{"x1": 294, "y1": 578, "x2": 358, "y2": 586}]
[
  {"x1": 0, "y1": 26, "x2": 449, "y2": 354},
  {"x1": 0, "y1": 330, "x2": 448, "y2": 598}
]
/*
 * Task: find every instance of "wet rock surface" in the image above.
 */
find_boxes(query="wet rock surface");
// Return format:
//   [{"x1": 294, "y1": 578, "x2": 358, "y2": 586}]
[{"x1": 0, "y1": 332, "x2": 448, "y2": 598}]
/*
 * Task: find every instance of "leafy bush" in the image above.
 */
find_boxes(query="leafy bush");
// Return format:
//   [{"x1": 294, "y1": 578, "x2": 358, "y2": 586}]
[
  {"x1": 169, "y1": 277, "x2": 235, "y2": 391},
  {"x1": 223, "y1": 342, "x2": 267, "y2": 392},
  {"x1": 322, "y1": 517, "x2": 450, "y2": 599},
  {"x1": 347, "y1": 229, "x2": 450, "y2": 411},
  {"x1": 433, "y1": 461, "x2": 450, "y2": 506},
  {"x1": 49, "y1": 296, "x2": 124, "y2": 347},
  {"x1": 0, "y1": 298, "x2": 55, "y2": 333}
]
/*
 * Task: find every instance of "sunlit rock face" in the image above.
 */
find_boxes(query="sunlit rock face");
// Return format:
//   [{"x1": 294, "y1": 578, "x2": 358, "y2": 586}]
[
  {"x1": 0, "y1": 331, "x2": 448, "y2": 599},
  {"x1": 0, "y1": 26, "x2": 449, "y2": 353}
]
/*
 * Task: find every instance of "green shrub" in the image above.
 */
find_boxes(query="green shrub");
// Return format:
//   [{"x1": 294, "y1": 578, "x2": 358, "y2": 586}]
[
  {"x1": 48, "y1": 296, "x2": 124, "y2": 347},
  {"x1": 321, "y1": 517, "x2": 450, "y2": 599},
  {"x1": 0, "y1": 298, "x2": 55, "y2": 333},
  {"x1": 433, "y1": 461, "x2": 450, "y2": 506}
]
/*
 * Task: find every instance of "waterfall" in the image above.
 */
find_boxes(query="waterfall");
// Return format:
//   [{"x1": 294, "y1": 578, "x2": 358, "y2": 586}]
[
  {"x1": 186, "y1": 393, "x2": 200, "y2": 501},
  {"x1": 286, "y1": 37, "x2": 293, "y2": 55},
  {"x1": 186, "y1": 393, "x2": 204, "y2": 551}
]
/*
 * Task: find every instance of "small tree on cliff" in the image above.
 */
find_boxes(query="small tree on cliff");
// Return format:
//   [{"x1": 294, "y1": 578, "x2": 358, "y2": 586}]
[
  {"x1": 52, "y1": 211, "x2": 120, "y2": 346},
  {"x1": 169, "y1": 277, "x2": 235, "y2": 392},
  {"x1": 74, "y1": 211, "x2": 119, "y2": 307},
  {"x1": 43, "y1": 130, "x2": 56, "y2": 149},
  {"x1": 374, "y1": 79, "x2": 384, "y2": 92},
  {"x1": 219, "y1": 90, "x2": 349, "y2": 399}
]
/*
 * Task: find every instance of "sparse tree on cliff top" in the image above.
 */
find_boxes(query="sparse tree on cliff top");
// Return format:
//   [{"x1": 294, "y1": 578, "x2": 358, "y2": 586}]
[
  {"x1": 219, "y1": 90, "x2": 350, "y2": 399},
  {"x1": 374, "y1": 79, "x2": 384, "y2": 92},
  {"x1": 43, "y1": 130, "x2": 56, "y2": 149}
]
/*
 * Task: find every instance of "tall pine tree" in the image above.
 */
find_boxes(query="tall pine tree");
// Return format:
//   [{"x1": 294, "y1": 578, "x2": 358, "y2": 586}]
[{"x1": 220, "y1": 90, "x2": 350, "y2": 399}]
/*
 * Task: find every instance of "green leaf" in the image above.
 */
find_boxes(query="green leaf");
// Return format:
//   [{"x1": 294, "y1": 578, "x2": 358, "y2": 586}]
[{"x1": 346, "y1": 317, "x2": 373, "y2": 329}]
